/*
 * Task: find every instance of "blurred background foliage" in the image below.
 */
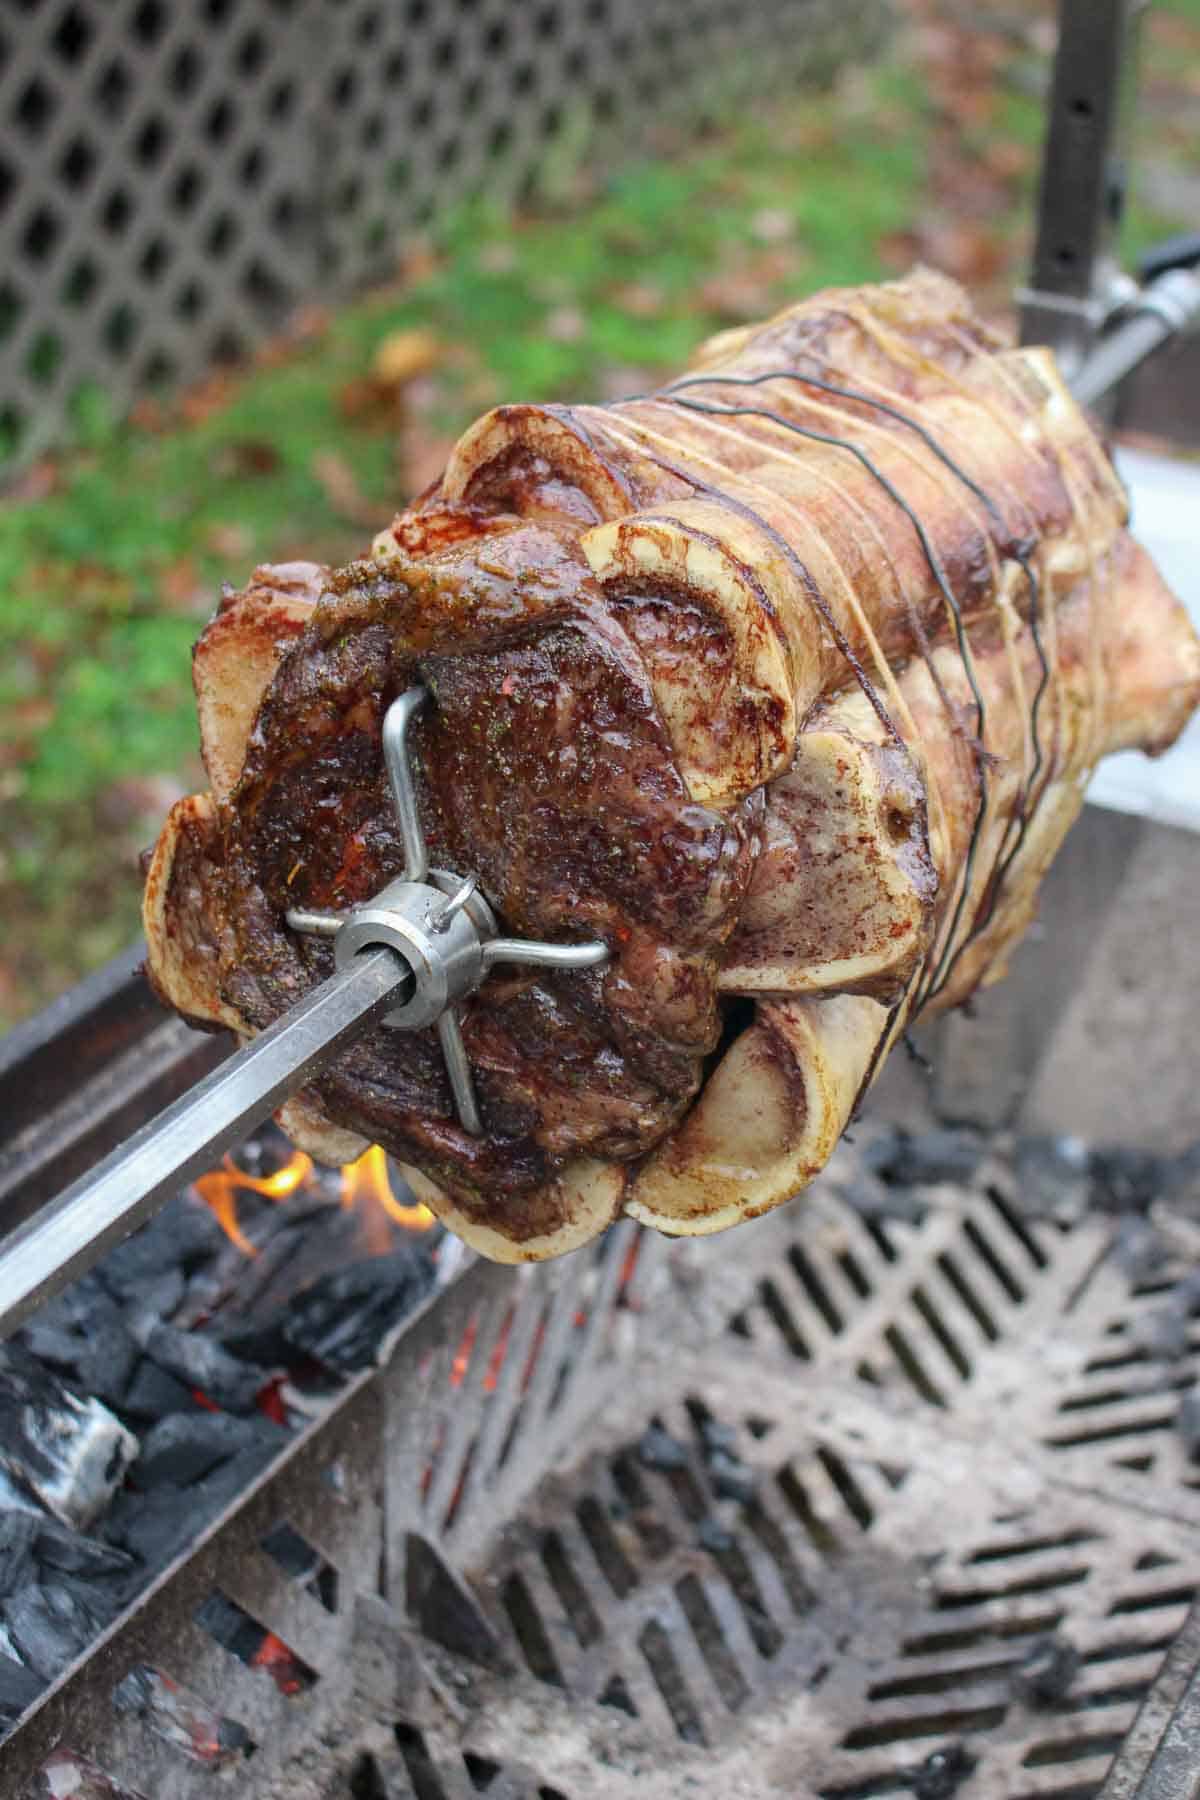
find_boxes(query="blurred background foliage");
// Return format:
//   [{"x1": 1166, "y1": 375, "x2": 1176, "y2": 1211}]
[{"x1": 1, "y1": 0, "x2": 1198, "y2": 1029}]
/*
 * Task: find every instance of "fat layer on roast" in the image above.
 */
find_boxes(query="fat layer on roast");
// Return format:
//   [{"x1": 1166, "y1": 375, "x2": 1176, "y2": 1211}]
[{"x1": 142, "y1": 269, "x2": 1200, "y2": 1259}]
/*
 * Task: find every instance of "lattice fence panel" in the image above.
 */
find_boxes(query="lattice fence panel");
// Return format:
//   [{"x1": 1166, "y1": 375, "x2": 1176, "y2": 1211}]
[{"x1": 0, "y1": 0, "x2": 887, "y2": 470}]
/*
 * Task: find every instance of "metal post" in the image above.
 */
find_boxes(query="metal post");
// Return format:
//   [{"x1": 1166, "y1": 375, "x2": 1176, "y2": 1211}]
[{"x1": 1019, "y1": 0, "x2": 1145, "y2": 373}]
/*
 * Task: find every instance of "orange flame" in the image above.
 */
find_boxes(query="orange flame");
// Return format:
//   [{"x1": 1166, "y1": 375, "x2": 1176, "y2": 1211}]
[
  {"x1": 194, "y1": 1142, "x2": 433, "y2": 1256},
  {"x1": 193, "y1": 1151, "x2": 314, "y2": 1256},
  {"x1": 339, "y1": 1144, "x2": 435, "y2": 1231}
]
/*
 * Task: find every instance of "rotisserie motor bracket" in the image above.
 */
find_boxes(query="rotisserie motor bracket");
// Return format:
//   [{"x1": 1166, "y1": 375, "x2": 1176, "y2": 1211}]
[{"x1": 144, "y1": 270, "x2": 1200, "y2": 1262}]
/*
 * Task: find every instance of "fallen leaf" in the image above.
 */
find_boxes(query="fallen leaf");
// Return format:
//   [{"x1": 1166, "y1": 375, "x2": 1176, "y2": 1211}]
[
  {"x1": 596, "y1": 365, "x2": 658, "y2": 404},
  {"x1": 97, "y1": 774, "x2": 188, "y2": 831},
  {"x1": 399, "y1": 428, "x2": 456, "y2": 499},
  {"x1": 6, "y1": 698, "x2": 54, "y2": 735},
  {"x1": 750, "y1": 207, "x2": 794, "y2": 245},
  {"x1": 478, "y1": 242, "x2": 518, "y2": 275},
  {"x1": 1152, "y1": 14, "x2": 1200, "y2": 54},
  {"x1": 697, "y1": 247, "x2": 806, "y2": 321},
  {"x1": 205, "y1": 522, "x2": 254, "y2": 561},
  {"x1": 160, "y1": 556, "x2": 210, "y2": 614},
  {"x1": 612, "y1": 282, "x2": 667, "y2": 318},
  {"x1": 180, "y1": 371, "x2": 238, "y2": 426},
  {"x1": 6, "y1": 458, "x2": 59, "y2": 502},
  {"x1": 255, "y1": 304, "x2": 330, "y2": 368},
  {"x1": 311, "y1": 451, "x2": 380, "y2": 526},
  {"x1": 982, "y1": 140, "x2": 1034, "y2": 183},
  {"x1": 128, "y1": 397, "x2": 168, "y2": 432},
  {"x1": 336, "y1": 375, "x2": 400, "y2": 427},
  {"x1": 371, "y1": 328, "x2": 442, "y2": 389},
  {"x1": 213, "y1": 439, "x2": 281, "y2": 479},
  {"x1": 545, "y1": 305, "x2": 586, "y2": 343},
  {"x1": 917, "y1": 220, "x2": 1007, "y2": 287},
  {"x1": 398, "y1": 239, "x2": 440, "y2": 285}
]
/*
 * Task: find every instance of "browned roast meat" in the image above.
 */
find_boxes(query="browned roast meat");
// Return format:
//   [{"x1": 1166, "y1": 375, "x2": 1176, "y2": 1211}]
[{"x1": 144, "y1": 270, "x2": 1200, "y2": 1259}]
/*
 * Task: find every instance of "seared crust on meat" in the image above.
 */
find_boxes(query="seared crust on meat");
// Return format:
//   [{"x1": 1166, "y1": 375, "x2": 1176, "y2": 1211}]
[{"x1": 144, "y1": 269, "x2": 1200, "y2": 1260}]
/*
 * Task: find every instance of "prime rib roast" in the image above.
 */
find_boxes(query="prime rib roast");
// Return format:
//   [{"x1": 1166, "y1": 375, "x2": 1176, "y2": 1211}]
[{"x1": 144, "y1": 270, "x2": 1200, "y2": 1261}]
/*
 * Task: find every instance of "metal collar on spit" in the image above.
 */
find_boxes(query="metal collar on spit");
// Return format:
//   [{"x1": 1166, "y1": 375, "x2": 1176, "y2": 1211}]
[{"x1": 285, "y1": 686, "x2": 609, "y2": 1135}]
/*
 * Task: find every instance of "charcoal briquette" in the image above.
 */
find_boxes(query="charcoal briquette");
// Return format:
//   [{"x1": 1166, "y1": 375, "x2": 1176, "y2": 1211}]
[
  {"x1": 1172, "y1": 1269, "x2": 1200, "y2": 1317},
  {"x1": 707, "y1": 1449, "x2": 757, "y2": 1506},
  {"x1": 1111, "y1": 1216, "x2": 1169, "y2": 1286},
  {"x1": 911, "y1": 1741, "x2": 975, "y2": 1800},
  {"x1": 1091, "y1": 1145, "x2": 1167, "y2": 1214},
  {"x1": 0, "y1": 1513, "x2": 40, "y2": 1597},
  {"x1": 17, "y1": 1321, "x2": 85, "y2": 1372},
  {"x1": 133, "y1": 1268, "x2": 186, "y2": 1323},
  {"x1": 73, "y1": 1323, "x2": 140, "y2": 1411},
  {"x1": 859, "y1": 1123, "x2": 903, "y2": 1177},
  {"x1": 1013, "y1": 1136, "x2": 1090, "y2": 1225},
  {"x1": 134, "y1": 1322, "x2": 269, "y2": 1413},
  {"x1": 105, "y1": 1429, "x2": 287, "y2": 1572},
  {"x1": 699, "y1": 1417, "x2": 739, "y2": 1458},
  {"x1": 102, "y1": 1487, "x2": 188, "y2": 1571},
  {"x1": 839, "y1": 1170, "x2": 925, "y2": 1225},
  {"x1": 134, "y1": 1411, "x2": 261, "y2": 1489},
  {"x1": 22, "y1": 1274, "x2": 121, "y2": 1344},
  {"x1": 33, "y1": 1517, "x2": 135, "y2": 1582},
  {"x1": 1164, "y1": 1140, "x2": 1200, "y2": 1216},
  {"x1": 97, "y1": 1195, "x2": 224, "y2": 1298},
  {"x1": 270, "y1": 1247, "x2": 436, "y2": 1374},
  {"x1": 696, "y1": 1515, "x2": 735, "y2": 1554},
  {"x1": 868, "y1": 1128, "x2": 983, "y2": 1190},
  {"x1": 120, "y1": 1356, "x2": 195, "y2": 1422},
  {"x1": 637, "y1": 1424, "x2": 689, "y2": 1471},
  {"x1": 0, "y1": 1648, "x2": 44, "y2": 1726},
  {"x1": 1137, "y1": 1304, "x2": 1190, "y2": 1362},
  {"x1": 1, "y1": 1581, "x2": 103, "y2": 1680},
  {"x1": 1013, "y1": 1632, "x2": 1080, "y2": 1706},
  {"x1": 1177, "y1": 1390, "x2": 1200, "y2": 1462},
  {"x1": 0, "y1": 1344, "x2": 137, "y2": 1530},
  {"x1": 17, "y1": 1309, "x2": 137, "y2": 1412}
]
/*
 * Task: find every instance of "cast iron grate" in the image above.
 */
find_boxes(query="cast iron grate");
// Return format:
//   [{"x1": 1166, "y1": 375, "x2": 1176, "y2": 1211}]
[
  {"x1": 10, "y1": 1128, "x2": 1200, "y2": 1796},
  {"x1": 448, "y1": 1358, "x2": 1200, "y2": 1797},
  {"x1": 402, "y1": 1130, "x2": 1200, "y2": 1797}
]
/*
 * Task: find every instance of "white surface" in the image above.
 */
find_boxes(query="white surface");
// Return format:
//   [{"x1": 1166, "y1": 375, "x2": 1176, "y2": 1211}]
[{"x1": 1084, "y1": 445, "x2": 1200, "y2": 832}]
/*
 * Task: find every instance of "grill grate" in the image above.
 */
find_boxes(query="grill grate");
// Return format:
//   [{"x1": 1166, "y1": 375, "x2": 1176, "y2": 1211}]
[
  {"x1": 404, "y1": 1130, "x2": 1200, "y2": 1799},
  {"x1": 9, "y1": 1129, "x2": 1200, "y2": 1797}
]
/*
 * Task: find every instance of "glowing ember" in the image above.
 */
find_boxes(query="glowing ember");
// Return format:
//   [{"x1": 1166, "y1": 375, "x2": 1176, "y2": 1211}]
[
  {"x1": 450, "y1": 1317, "x2": 477, "y2": 1389},
  {"x1": 192, "y1": 1142, "x2": 433, "y2": 1255},
  {"x1": 250, "y1": 1630, "x2": 311, "y2": 1696},
  {"x1": 449, "y1": 1309, "x2": 515, "y2": 1394}
]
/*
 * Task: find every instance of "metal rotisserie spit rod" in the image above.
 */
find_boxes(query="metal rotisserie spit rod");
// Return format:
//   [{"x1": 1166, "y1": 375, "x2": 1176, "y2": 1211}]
[
  {"x1": 1071, "y1": 267, "x2": 1200, "y2": 409},
  {"x1": 0, "y1": 682, "x2": 608, "y2": 1340},
  {"x1": 0, "y1": 947, "x2": 410, "y2": 1338},
  {"x1": 0, "y1": 290, "x2": 1196, "y2": 1342}
]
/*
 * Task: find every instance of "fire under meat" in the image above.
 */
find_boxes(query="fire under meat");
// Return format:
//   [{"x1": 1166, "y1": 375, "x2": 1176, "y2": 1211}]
[{"x1": 142, "y1": 270, "x2": 1200, "y2": 1263}]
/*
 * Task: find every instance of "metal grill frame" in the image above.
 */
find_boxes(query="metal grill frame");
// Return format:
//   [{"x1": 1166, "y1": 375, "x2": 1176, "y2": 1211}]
[
  {"x1": 10, "y1": 1125, "x2": 1200, "y2": 1797},
  {"x1": 1, "y1": 1211, "x2": 767, "y2": 1797},
  {"x1": 0, "y1": 0, "x2": 887, "y2": 471}
]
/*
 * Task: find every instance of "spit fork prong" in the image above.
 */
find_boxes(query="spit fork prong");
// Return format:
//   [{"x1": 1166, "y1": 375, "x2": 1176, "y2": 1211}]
[
  {"x1": 381, "y1": 684, "x2": 431, "y2": 884},
  {"x1": 285, "y1": 684, "x2": 610, "y2": 1137}
]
